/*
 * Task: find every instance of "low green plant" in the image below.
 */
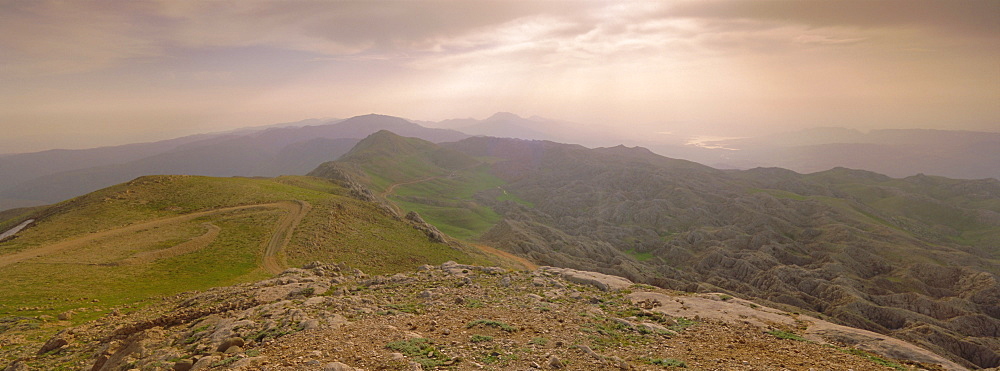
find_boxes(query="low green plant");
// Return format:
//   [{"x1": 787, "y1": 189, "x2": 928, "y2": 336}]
[
  {"x1": 466, "y1": 319, "x2": 518, "y2": 332},
  {"x1": 643, "y1": 357, "x2": 687, "y2": 368},
  {"x1": 766, "y1": 330, "x2": 807, "y2": 342},
  {"x1": 470, "y1": 334, "x2": 493, "y2": 343},
  {"x1": 529, "y1": 337, "x2": 549, "y2": 346},
  {"x1": 669, "y1": 317, "x2": 696, "y2": 332},
  {"x1": 719, "y1": 294, "x2": 733, "y2": 301},
  {"x1": 385, "y1": 338, "x2": 452, "y2": 368},
  {"x1": 841, "y1": 348, "x2": 906, "y2": 370}
]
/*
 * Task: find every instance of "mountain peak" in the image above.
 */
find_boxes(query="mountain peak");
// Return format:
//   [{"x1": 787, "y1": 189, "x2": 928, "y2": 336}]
[{"x1": 485, "y1": 112, "x2": 524, "y2": 122}]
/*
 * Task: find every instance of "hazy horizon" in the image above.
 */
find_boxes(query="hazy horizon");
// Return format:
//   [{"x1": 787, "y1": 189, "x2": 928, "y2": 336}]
[{"x1": 2, "y1": 0, "x2": 998, "y2": 154}]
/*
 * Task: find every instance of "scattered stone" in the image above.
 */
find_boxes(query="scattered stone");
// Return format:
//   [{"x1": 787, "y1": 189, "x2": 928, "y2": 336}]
[
  {"x1": 36, "y1": 336, "x2": 68, "y2": 355},
  {"x1": 547, "y1": 354, "x2": 564, "y2": 369},
  {"x1": 323, "y1": 361, "x2": 357, "y2": 371},
  {"x1": 538, "y1": 266, "x2": 633, "y2": 291},
  {"x1": 216, "y1": 337, "x2": 245, "y2": 353},
  {"x1": 171, "y1": 359, "x2": 194, "y2": 371},
  {"x1": 190, "y1": 356, "x2": 218, "y2": 371}
]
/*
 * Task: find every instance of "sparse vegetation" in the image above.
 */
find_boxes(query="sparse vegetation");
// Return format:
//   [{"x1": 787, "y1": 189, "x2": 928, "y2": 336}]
[
  {"x1": 529, "y1": 337, "x2": 549, "y2": 346},
  {"x1": 767, "y1": 330, "x2": 807, "y2": 342},
  {"x1": 466, "y1": 319, "x2": 518, "y2": 332},
  {"x1": 840, "y1": 348, "x2": 906, "y2": 370},
  {"x1": 669, "y1": 317, "x2": 697, "y2": 332},
  {"x1": 644, "y1": 357, "x2": 688, "y2": 368},
  {"x1": 385, "y1": 338, "x2": 452, "y2": 368},
  {"x1": 470, "y1": 334, "x2": 493, "y2": 343}
]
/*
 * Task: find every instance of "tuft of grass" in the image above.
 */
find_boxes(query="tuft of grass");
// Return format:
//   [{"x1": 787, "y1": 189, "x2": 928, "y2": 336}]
[
  {"x1": 669, "y1": 317, "x2": 697, "y2": 332},
  {"x1": 767, "y1": 330, "x2": 807, "y2": 342},
  {"x1": 385, "y1": 338, "x2": 453, "y2": 368},
  {"x1": 643, "y1": 357, "x2": 688, "y2": 368},
  {"x1": 529, "y1": 337, "x2": 549, "y2": 346},
  {"x1": 625, "y1": 248, "x2": 655, "y2": 262},
  {"x1": 840, "y1": 348, "x2": 906, "y2": 370},
  {"x1": 466, "y1": 319, "x2": 519, "y2": 332},
  {"x1": 470, "y1": 334, "x2": 493, "y2": 343}
]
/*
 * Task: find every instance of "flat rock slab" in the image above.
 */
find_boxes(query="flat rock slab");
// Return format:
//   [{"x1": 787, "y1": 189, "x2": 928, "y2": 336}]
[
  {"x1": 538, "y1": 266, "x2": 633, "y2": 291},
  {"x1": 629, "y1": 291, "x2": 967, "y2": 371}
]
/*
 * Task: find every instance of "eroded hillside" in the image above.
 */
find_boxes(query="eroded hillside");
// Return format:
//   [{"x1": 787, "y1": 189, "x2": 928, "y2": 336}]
[{"x1": 313, "y1": 132, "x2": 1000, "y2": 369}]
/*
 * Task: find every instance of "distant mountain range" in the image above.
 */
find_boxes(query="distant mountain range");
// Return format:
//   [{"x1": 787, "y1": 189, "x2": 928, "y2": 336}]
[
  {"x1": 0, "y1": 115, "x2": 467, "y2": 210},
  {"x1": 1, "y1": 113, "x2": 997, "y2": 212},
  {"x1": 312, "y1": 131, "x2": 1000, "y2": 368}
]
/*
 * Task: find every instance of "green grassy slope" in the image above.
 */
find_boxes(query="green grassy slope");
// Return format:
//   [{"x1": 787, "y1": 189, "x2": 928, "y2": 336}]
[
  {"x1": 312, "y1": 131, "x2": 527, "y2": 240},
  {"x1": 0, "y1": 175, "x2": 493, "y2": 324}
]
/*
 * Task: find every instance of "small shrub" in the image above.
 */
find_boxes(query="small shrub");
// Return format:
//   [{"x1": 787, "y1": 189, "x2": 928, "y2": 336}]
[
  {"x1": 470, "y1": 334, "x2": 493, "y2": 343},
  {"x1": 841, "y1": 348, "x2": 906, "y2": 370},
  {"x1": 529, "y1": 337, "x2": 549, "y2": 346},
  {"x1": 669, "y1": 317, "x2": 696, "y2": 332},
  {"x1": 385, "y1": 338, "x2": 452, "y2": 368},
  {"x1": 644, "y1": 357, "x2": 687, "y2": 368},
  {"x1": 719, "y1": 294, "x2": 733, "y2": 301},
  {"x1": 767, "y1": 330, "x2": 807, "y2": 342},
  {"x1": 466, "y1": 319, "x2": 518, "y2": 332}
]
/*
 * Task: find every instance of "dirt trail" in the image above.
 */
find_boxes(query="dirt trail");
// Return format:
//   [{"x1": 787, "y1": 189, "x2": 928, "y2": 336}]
[
  {"x1": 379, "y1": 176, "x2": 438, "y2": 199},
  {"x1": 473, "y1": 243, "x2": 538, "y2": 271},
  {"x1": 0, "y1": 201, "x2": 309, "y2": 271},
  {"x1": 261, "y1": 200, "x2": 311, "y2": 275}
]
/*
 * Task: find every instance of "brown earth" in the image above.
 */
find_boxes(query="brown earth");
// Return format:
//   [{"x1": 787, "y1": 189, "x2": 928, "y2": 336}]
[{"x1": 6, "y1": 262, "x2": 959, "y2": 371}]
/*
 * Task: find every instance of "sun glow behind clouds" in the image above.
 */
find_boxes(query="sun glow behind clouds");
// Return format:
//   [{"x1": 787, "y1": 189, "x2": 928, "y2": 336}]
[{"x1": 0, "y1": 0, "x2": 997, "y2": 153}]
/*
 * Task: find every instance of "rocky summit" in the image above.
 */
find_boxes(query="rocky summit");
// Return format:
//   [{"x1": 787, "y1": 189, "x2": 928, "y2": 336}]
[{"x1": 6, "y1": 261, "x2": 965, "y2": 370}]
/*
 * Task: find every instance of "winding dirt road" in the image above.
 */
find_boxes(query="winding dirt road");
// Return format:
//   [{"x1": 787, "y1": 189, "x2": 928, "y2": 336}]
[
  {"x1": 0, "y1": 201, "x2": 311, "y2": 275},
  {"x1": 261, "y1": 200, "x2": 311, "y2": 274}
]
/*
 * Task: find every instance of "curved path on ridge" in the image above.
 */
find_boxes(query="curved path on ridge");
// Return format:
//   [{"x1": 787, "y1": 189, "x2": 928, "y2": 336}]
[
  {"x1": 261, "y1": 200, "x2": 311, "y2": 274},
  {"x1": 0, "y1": 201, "x2": 311, "y2": 274}
]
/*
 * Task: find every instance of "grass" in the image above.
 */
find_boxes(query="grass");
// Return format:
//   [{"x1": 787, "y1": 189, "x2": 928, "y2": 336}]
[
  {"x1": 389, "y1": 166, "x2": 509, "y2": 240},
  {"x1": 840, "y1": 348, "x2": 906, "y2": 370},
  {"x1": 668, "y1": 317, "x2": 697, "y2": 332},
  {"x1": 0, "y1": 174, "x2": 504, "y2": 364},
  {"x1": 466, "y1": 319, "x2": 519, "y2": 332},
  {"x1": 385, "y1": 338, "x2": 453, "y2": 368},
  {"x1": 643, "y1": 357, "x2": 688, "y2": 368},
  {"x1": 529, "y1": 337, "x2": 549, "y2": 346},
  {"x1": 766, "y1": 330, "x2": 807, "y2": 342},
  {"x1": 625, "y1": 248, "x2": 655, "y2": 262},
  {"x1": 470, "y1": 334, "x2": 493, "y2": 343}
]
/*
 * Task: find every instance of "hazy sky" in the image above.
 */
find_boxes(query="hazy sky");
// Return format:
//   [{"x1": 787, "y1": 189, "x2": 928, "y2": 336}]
[{"x1": 2, "y1": 0, "x2": 998, "y2": 153}]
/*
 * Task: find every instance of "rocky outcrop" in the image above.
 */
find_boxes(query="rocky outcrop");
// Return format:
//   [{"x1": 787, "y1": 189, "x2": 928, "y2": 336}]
[
  {"x1": 538, "y1": 266, "x2": 633, "y2": 291},
  {"x1": 7, "y1": 262, "x2": 961, "y2": 371}
]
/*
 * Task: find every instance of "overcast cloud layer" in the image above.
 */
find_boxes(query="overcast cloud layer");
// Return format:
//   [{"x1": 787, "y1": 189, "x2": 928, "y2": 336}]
[{"x1": 1, "y1": 0, "x2": 997, "y2": 153}]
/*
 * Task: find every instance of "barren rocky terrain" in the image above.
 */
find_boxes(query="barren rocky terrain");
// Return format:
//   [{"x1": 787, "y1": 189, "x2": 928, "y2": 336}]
[{"x1": 4, "y1": 261, "x2": 966, "y2": 370}]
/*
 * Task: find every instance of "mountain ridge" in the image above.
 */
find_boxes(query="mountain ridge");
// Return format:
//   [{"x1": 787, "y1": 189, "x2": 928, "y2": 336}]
[{"x1": 314, "y1": 131, "x2": 1000, "y2": 368}]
